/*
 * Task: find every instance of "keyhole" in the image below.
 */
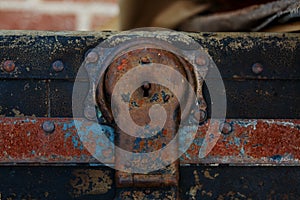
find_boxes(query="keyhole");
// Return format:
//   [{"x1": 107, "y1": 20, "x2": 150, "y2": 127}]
[{"x1": 141, "y1": 82, "x2": 151, "y2": 97}]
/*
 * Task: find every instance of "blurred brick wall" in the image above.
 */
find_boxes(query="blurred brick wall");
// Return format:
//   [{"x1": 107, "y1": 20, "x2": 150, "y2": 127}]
[{"x1": 0, "y1": 0, "x2": 119, "y2": 31}]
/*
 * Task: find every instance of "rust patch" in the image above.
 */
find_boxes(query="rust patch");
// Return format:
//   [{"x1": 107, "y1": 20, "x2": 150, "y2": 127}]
[
  {"x1": 182, "y1": 119, "x2": 300, "y2": 164},
  {"x1": 0, "y1": 118, "x2": 299, "y2": 165},
  {"x1": 0, "y1": 117, "x2": 94, "y2": 163},
  {"x1": 188, "y1": 170, "x2": 203, "y2": 200},
  {"x1": 70, "y1": 169, "x2": 113, "y2": 197},
  {"x1": 203, "y1": 169, "x2": 219, "y2": 180}
]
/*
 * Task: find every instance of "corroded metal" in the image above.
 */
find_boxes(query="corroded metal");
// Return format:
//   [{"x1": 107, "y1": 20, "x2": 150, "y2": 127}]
[
  {"x1": 70, "y1": 169, "x2": 113, "y2": 198},
  {"x1": 0, "y1": 165, "x2": 299, "y2": 199},
  {"x1": 2, "y1": 60, "x2": 16, "y2": 73},
  {"x1": 0, "y1": 118, "x2": 299, "y2": 165},
  {"x1": 97, "y1": 47, "x2": 199, "y2": 187},
  {"x1": 182, "y1": 119, "x2": 300, "y2": 165},
  {"x1": 116, "y1": 163, "x2": 179, "y2": 188},
  {"x1": 0, "y1": 32, "x2": 299, "y2": 118},
  {"x1": 0, "y1": 118, "x2": 98, "y2": 163},
  {"x1": 0, "y1": 166, "x2": 115, "y2": 199},
  {"x1": 98, "y1": 48, "x2": 201, "y2": 124},
  {"x1": 52, "y1": 60, "x2": 64, "y2": 72},
  {"x1": 90, "y1": 31, "x2": 210, "y2": 188},
  {"x1": 0, "y1": 31, "x2": 299, "y2": 199}
]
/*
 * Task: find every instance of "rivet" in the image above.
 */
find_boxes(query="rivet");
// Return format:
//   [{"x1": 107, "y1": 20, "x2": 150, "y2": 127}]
[
  {"x1": 220, "y1": 122, "x2": 232, "y2": 135},
  {"x1": 84, "y1": 106, "x2": 96, "y2": 120},
  {"x1": 199, "y1": 109, "x2": 207, "y2": 123},
  {"x1": 252, "y1": 63, "x2": 263, "y2": 75},
  {"x1": 2, "y1": 60, "x2": 16, "y2": 72},
  {"x1": 52, "y1": 60, "x2": 64, "y2": 72},
  {"x1": 86, "y1": 51, "x2": 99, "y2": 63},
  {"x1": 196, "y1": 55, "x2": 207, "y2": 66},
  {"x1": 42, "y1": 121, "x2": 55, "y2": 134}
]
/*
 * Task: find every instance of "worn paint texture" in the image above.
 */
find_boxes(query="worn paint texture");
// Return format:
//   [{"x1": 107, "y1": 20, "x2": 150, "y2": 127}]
[
  {"x1": 181, "y1": 119, "x2": 300, "y2": 164},
  {"x1": 0, "y1": 31, "x2": 299, "y2": 199},
  {"x1": 70, "y1": 169, "x2": 113, "y2": 197},
  {"x1": 0, "y1": 118, "x2": 299, "y2": 165}
]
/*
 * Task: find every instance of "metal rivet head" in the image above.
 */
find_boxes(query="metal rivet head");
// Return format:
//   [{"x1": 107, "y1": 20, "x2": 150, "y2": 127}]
[
  {"x1": 86, "y1": 51, "x2": 99, "y2": 63},
  {"x1": 2, "y1": 60, "x2": 16, "y2": 72},
  {"x1": 252, "y1": 63, "x2": 263, "y2": 75},
  {"x1": 196, "y1": 55, "x2": 207, "y2": 66},
  {"x1": 199, "y1": 109, "x2": 207, "y2": 124},
  {"x1": 42, "y1": 121, "x2": 55, "y2": 134},
  {"x1": 220, "y1": 122, "x2": 232, "y2": 135},
  {"x1": 84, "y1": 106, "x2": 96, "y2": 120},
  {"x1": 52, "y1": 60, "x2": 64, "y2": 72},
  {"x1": 191, "y1": 109, "x2": 207, "y2": 124}
]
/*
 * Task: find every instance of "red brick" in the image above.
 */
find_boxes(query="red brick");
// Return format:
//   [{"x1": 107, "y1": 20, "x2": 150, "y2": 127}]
[
  {"x1": 91, "y1": 15, "x2": 117, "y2": 30},
  {"x1": 43, "y1": 0, "x2": 117, "y2": 3},
  {"x1": 0, "y1": 11, "x2": 76, "y2": 31}
]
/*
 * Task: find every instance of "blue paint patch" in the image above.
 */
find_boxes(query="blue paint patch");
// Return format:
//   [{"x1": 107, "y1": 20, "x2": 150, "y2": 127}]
[
  {"x1": 150, "y1": 93, "x2": 159, "y2": 102},
  {"x1": 63, "y1": 123, "x2": 68, "y2": 131},
  {"x1": 72, "y1": 136, "x2": 79, "y2": 148},
  {"x1": 184, "y1": 152, "x2": 192, "y2": 160},
  {"x1": 270, "y1": 155, "x2": 283, "y2": 162},
  {"x1": 62, "y1": 121, "x2": 75, "y2": 131},
  {"x1": 156, "y1": 129, "x2": 163, "y2": 137},
  {"x1": 74, "y1": 120, "x2": 115, "y2": 159},
  {"x1": 240, "y1": 147, "x2": 245, "y2": 155},
  {"x1": 134, "y1": 138, "x2": 142, "y2": 149},
  {"x1": 131, "y1": 101, "x2": 139, "y2": 107},
  {"x1": 234, "y1": 137, "x2": 241, "y2": 146},
  {"x1": 89, "y1": 163, "x2": 103, "y2": 167},
  {"x1": 194, "y1": 138, "x2": 204, "y2": 146},
  {"x1": 31, "y1": 150, "x2": 36, "y2": 155}
]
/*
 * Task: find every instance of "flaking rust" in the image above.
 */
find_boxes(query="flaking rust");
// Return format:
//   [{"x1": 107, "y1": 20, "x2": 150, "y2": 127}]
[
  {"x1": 0, "y1": 118, "x2": 93, "y2": 163},
  {"x1": 0, "y1": 118, "x2": 299, "y2": 165},
  {"x1": 182, "y1": 119, "x2": 300, "y2": 165},
  {"x1": 70, "y1": 169, "x2": 113, "y2": 198}
]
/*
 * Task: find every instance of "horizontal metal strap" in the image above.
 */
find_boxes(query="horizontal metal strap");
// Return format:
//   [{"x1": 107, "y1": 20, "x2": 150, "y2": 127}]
[
  {"x1": 0, "y1": 32, "x2": 299, "y2": 80},
  {"x1": 0, "y1": 117, "x2": 299, "y2": 165}
]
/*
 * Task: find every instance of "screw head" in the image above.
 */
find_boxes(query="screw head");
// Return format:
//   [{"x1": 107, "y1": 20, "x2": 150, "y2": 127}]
[
  {"x1": 86, "y1": 51, "x2": 99, "y2": 63},
  {"x1": 252, "y1": 63, "x2": 263, "y2": 75},
  {"x1": 52, "y1": 60, "x2": 64, "y2": 72},
  {"x1": 42, "y1": 121, "x2": 55, "y2": 134},
  {"x1": 3, "y1": 60, "x2": 16, "y2": 72},
  {"x1": 219, "y1": 122, "x2": 232, "y2": 135}
]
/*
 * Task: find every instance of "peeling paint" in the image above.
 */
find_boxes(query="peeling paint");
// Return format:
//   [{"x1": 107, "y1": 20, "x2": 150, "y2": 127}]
[{"x1": 70, "y1": 169, "x2": 113, "y2": 197}]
